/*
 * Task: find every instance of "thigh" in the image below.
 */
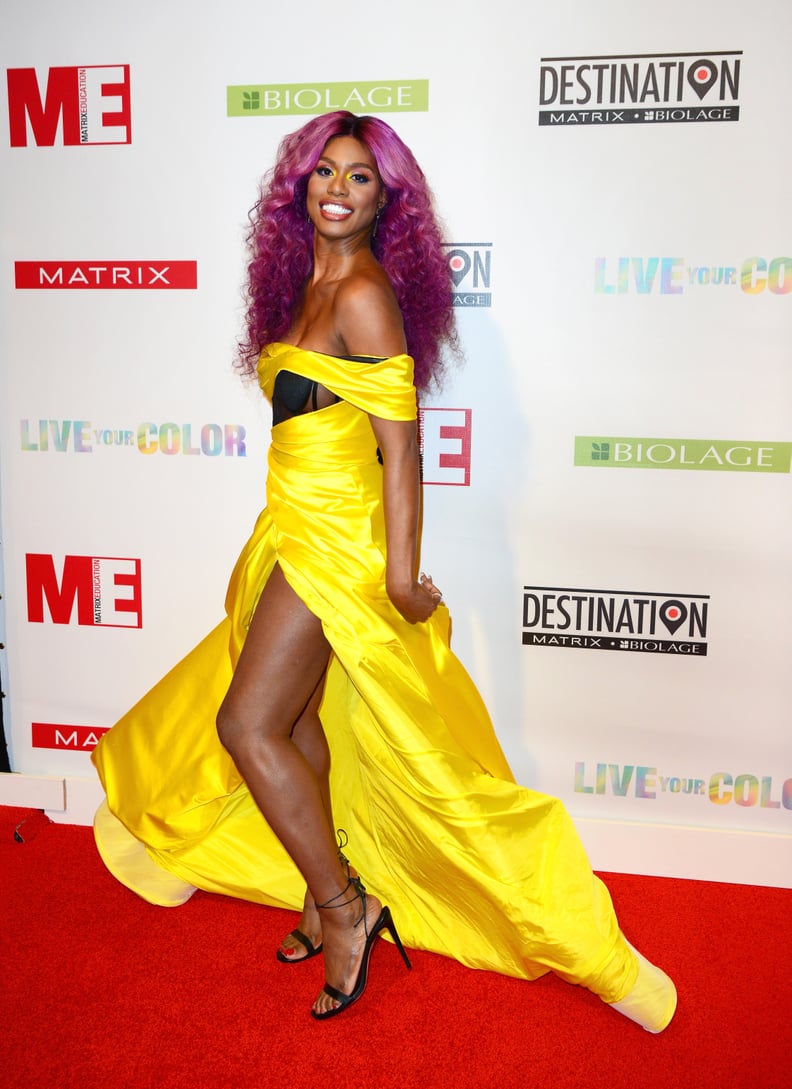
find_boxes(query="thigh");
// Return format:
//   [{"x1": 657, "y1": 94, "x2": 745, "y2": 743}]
[{"x1": 221, "y1": 563, "x2": 331, "y2": 739}]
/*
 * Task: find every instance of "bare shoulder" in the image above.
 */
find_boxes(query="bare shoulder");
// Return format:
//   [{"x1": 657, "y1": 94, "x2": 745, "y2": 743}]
[{"x1": 334, "y1": 266, "x2": 407, "y2": 357}]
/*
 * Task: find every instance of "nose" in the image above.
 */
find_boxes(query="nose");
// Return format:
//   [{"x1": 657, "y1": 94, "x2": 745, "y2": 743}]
[{"x1": 328, "y1": 172, "x2": 348, "y2": 196}]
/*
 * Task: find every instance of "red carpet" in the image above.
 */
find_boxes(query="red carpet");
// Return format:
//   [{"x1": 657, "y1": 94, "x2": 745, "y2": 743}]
[{"x1": 2, "y1": 806, "x2": 790, "y2": 1089}]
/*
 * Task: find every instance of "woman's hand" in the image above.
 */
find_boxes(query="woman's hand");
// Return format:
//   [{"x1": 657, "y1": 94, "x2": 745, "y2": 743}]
[{"x1": 388, "y1": 572, "x2": 444, "y2": 624}]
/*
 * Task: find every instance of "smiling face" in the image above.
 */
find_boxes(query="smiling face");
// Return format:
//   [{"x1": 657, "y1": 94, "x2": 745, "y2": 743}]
[{"x1": 306, "y1": 134, "x2": 385, "y2": 241}]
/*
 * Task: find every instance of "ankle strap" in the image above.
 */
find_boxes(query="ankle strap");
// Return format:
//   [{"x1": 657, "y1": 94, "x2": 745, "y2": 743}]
[
  {"x1": 316, "y1": 875, "x2": 365, "y2": 909},
  {"x1": 315, "y1": 876, "x2": 367, "y2": 931}
]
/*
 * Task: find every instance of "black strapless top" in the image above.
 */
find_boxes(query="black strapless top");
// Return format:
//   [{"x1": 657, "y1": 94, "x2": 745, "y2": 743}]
[{"x1": 272, "y1": 355, "x2": 385, "y2": 426}]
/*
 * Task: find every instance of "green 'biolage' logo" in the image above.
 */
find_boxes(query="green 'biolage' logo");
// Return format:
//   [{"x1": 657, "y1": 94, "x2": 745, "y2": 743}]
[
  {"x1": 574, "y1": 436, "x2": 792, "y2": 473},
  {"x1": 227, "y1": 80, "x2": 429, "y2": 117}
]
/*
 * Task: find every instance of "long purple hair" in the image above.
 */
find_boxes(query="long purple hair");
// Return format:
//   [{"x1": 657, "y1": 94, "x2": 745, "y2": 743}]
[{"x1": 238, "y1": 111, "x2": 457, "y2": 393}]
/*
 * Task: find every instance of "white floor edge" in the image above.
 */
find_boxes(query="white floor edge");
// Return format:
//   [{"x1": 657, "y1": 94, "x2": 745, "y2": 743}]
[{"x1": 2, "y1": 770, "x2": 790, "y2": 889}]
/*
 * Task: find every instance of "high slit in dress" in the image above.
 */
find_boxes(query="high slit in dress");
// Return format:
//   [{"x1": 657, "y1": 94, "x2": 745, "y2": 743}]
[{"x1": 91, "y1": 342, "x2": 676, "y2": 1027}]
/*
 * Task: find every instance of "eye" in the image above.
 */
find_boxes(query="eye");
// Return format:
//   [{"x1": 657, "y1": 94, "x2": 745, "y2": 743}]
[
  {"x1": 349, "y1": 172, "x2": 372, "y2": 185},
  {"x1": 315, "y1": 165, "x2": 333, "y2": 178}
]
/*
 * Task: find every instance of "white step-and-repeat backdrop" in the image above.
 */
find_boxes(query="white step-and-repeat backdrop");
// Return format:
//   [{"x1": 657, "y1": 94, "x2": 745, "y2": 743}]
[{"x1": 1, "y1": 0, "x2": 790, "y2": 886}]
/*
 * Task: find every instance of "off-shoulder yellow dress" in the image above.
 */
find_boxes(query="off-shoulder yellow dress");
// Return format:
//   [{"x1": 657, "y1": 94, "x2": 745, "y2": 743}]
[{"x1": 92, "y1": 343, "x2": 675, "y2": 1027}]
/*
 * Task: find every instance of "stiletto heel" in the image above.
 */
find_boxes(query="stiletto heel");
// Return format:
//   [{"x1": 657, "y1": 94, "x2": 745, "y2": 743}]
[
  {"x1": 276, "y1": 829, "x2": 353, "y2": 965},
  {"x1": 311, "y1": 877, "x2": 411, "y2": 1020},
  {"x1": 380, "y1": 906, "x2": 412, "y2": 971}
]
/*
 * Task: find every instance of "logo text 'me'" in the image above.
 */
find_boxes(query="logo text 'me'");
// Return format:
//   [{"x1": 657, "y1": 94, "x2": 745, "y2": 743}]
[
  {"x1": 26, "y1": 554, "x2": 142, "y2": 627},
  {"x1": 7, "y1": 66, "x2": 131, "y2": 147}
]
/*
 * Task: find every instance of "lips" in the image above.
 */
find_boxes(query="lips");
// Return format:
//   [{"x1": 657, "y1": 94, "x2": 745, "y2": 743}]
[{"x1": 320, "y1": 202, "x2": 353, "y2": 218}]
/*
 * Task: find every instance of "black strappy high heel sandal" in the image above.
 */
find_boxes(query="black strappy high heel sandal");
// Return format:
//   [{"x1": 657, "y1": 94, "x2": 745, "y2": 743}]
[
  {"x1": 276, "y1": 830, "x2": 353, "y2": 965},
  {"x1": 311, "y1": 875, "x2": 412, "y2": 1021}
]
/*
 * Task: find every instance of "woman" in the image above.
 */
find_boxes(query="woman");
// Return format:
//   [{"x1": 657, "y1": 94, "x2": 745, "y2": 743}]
[{"x1": 92, "y1": 111, "x2": 676, "y2": 1030}]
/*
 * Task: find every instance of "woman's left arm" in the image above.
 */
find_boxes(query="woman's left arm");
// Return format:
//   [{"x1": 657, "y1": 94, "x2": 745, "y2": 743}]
[
  {"x1": 369, "y1": 415, "x2": 442, "y2": 624},
  {"x1": 338, "y1": 274, "x2": 442, "y2": 624}
]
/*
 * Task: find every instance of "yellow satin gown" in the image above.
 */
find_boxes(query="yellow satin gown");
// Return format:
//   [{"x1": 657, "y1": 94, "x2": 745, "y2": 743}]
[{"x1": 92, "y1": 343, "x2": 667, "y2": 1016}]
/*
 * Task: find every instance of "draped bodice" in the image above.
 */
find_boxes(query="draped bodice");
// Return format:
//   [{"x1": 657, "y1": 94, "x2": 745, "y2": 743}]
[{"x1": 258, "y1": 343, "x2": 417, "y2": 423}]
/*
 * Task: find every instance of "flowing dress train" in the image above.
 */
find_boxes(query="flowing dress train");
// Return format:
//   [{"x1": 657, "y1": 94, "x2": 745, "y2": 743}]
[{"x1": 92, "y1": 343, "x2": 674, "y2": 1022}]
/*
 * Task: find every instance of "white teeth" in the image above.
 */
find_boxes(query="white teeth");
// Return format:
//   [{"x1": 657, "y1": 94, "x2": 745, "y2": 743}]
[{"x1": 322, "y1": 203, "x2": 352, "y2": 215}]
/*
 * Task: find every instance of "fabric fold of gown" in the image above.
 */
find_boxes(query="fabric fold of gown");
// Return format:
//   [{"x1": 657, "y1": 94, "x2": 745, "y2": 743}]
[{"x1": 92, "y1": 342, "x2": 637, "y2": 1003}]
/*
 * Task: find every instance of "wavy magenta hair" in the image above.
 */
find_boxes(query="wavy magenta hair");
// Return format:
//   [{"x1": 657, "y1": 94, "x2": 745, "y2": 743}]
[{"x1": 238, "y1": 111, "x2": 457, "y2": 393}]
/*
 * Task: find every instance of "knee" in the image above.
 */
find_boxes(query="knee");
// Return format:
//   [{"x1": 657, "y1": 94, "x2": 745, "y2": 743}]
[{"x1": 216, "y1": 700, "x2": 282, "y2": 768}]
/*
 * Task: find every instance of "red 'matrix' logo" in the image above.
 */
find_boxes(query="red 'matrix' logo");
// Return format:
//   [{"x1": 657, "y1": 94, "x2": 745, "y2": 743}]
[
  {"x1": 15, "y1": 262, "x2": 198, "y2": 289},
  {"x1": 32, "y1": 723, "x2": 110, "y2": 750}
]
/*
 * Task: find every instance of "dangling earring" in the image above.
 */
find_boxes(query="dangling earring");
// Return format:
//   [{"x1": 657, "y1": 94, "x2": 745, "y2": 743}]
[{"x1": 372, "y1": 205, "x2": 384, "y2": 238}]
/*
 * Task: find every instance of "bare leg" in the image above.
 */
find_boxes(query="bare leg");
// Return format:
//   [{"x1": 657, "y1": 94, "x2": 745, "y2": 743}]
[
  {"x1": 278, "y1": 681, "x2": 332, "y2": 959},
  {"x1": 279, "y1": 699, "x2": 362, "y2": 960},
  {"x1": 216, "y1": 565, "x2": 380, "y2": 1013}
]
